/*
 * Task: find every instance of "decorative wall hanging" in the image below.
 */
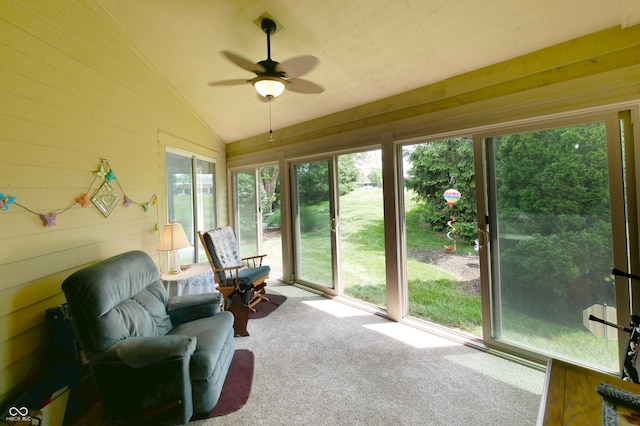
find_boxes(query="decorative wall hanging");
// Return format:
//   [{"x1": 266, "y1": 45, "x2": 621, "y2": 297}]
[
  {"x1": 1, "y1": 159, "x2": 157, "y2": 226},
  {"x1": 92, "y1": 182, "x2": 120, "y2": 218}
]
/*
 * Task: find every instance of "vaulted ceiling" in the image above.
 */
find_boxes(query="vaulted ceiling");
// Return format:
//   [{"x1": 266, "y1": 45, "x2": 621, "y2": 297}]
[{"x1": 98, "y1": 0, "x2": 639, "y2": 143}]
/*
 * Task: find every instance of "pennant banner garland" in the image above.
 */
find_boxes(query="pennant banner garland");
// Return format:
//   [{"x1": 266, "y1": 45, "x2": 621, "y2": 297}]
[{"x1": 2, "y1": 159, "x2": 157, "y2": 227}]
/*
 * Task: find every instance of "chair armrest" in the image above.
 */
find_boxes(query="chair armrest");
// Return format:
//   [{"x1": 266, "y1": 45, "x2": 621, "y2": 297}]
[
  {"x1": 101, "y1": 335, "x2": 197, "y2": 368},
  {"x1": 91, "y1": 337, "x2": 196, "y2": 424},
  {"x1": 242, "y1": 254, "x2": 267, "y2": 267},
  {"x1": 168, "y1": 292, "x2": 222, "y2": 326},
  {"x1": 213, "y1": 265, "x2": 243, "y2": 287}
]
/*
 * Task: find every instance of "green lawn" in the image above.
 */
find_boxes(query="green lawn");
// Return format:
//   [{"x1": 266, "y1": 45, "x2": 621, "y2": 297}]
[
  {"x1": 338, "y1": 188, "x2": 387, "y2": 301},
  {"x1": 499, "y1": 307, "x2": 619, "y2": 370}
]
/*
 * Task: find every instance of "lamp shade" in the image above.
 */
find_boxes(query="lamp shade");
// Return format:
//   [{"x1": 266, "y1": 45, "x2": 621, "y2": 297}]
[
  {"x1": 252, "y1": 76, "x2": 286, "y2": 98},
  {"x1": 158, "y1": 223, "x2": 190, "y2": 252}
]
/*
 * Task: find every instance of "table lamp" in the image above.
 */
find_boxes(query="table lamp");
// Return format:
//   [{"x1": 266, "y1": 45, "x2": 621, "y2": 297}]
[{"x1": 158, "y1": 222, "x2": 190, "y2": 274}]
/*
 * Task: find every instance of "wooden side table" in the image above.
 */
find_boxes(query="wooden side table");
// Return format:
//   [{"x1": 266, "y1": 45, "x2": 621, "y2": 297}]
[{"x1": 161, "y1": 263, "x2": 217, "y2": 297}]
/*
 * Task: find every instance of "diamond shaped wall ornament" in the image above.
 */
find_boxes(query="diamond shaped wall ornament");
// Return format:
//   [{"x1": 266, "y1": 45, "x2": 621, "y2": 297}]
[
  {"x1": 1, "y1": 159, "x2": 155, "y2": 226},
  {"x1": 92, "y1": 181, "x2": 120, "y2": 217}
]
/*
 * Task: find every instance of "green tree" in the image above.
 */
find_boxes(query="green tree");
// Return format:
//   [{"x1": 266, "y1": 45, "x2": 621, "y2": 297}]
[
  {"x1": 296, "y1": 156, "x2": 361, "y2": 205},
  {"x1": 404, "y1": 138, "x2": 477, "y2": 243},
  {"x1": 368, "y1": 168, "x2": 382, "y2": 187},
  {"x1": 296, "y1": 162, "x2": 329, "y2": 205},
  {"x1": 496, "y1": 124, "x2": 610, "y2": 232},
  {"x1": 495, "y1": 123, "x2": 613, "y2": 324},
  {"x1": 260, "y1": 165, "x2": 280, "y2": 214},
  {"x1": 338, "y1": 154, "x2": 361, "y2": 195},
  {"x1": 235, "y1": 172, "x2": 257, "y2": 234},
  {"x1": 402, "y1": 125, "x2": 613, "y2": 326}
]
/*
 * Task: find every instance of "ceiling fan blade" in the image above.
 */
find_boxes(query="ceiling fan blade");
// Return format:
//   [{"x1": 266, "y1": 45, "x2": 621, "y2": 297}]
[
  {"x1": 277, "y1": 55, "x2": 318, "y2": 78},
  {"x1": 221, "y1": 51, "x2": 265, "y2": 74},
  {"x1": 207, "y1": 79, "x2": 249, "y2": 86},
  {"x1": 287, "y1": 78, "x2": 324, "y2": 94}
]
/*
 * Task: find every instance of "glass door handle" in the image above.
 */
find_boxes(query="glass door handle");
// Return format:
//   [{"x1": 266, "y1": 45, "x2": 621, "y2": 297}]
[{"x1": 330, "y1": 217, "x2": 339, "y2": 233}]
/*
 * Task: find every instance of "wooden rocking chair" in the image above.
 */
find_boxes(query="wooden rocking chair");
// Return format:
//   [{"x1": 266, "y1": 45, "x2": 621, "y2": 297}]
[{"x1": 198, "y1": 227, "x2": 270, "y2": 314}]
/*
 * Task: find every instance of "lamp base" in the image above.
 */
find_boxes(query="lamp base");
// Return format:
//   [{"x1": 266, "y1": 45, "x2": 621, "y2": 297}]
[{"x1": 168, "y1": 250, "x2": 182, "y2": 274}]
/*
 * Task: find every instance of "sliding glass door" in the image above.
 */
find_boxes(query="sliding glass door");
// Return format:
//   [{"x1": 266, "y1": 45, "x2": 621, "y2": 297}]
[
  {"x1": 481, "y1": 114, "x2": 629, "y2": 372},
  {"x1": 337, "y1": 151, "x2": 386, "y2": 307},
  {"x1": 401, "y1": 137, "x2": 481, "y2": 336},
  {"x1": 291, "y1": 159, "x2": 337, "y2": 289},
  {"x1": 235, "y1": 170, "x2": 261, "y2": 256},
  {"x1": 290, "y1": 151, "x2": 386, "y2": 306},
  {"x1": 233, "y1": 165, "x2": 282, "y2": 276}
]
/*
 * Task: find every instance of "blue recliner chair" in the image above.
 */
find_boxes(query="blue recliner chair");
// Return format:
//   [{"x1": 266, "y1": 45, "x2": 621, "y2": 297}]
[{"x1": 62, "y1": 250, "x2": 235, "y2": 425}]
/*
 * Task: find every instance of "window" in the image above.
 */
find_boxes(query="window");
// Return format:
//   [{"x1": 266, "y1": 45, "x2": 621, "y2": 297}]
[
  {"x1": 289, "y1": 149, "x2": 387, "y2": 307},
  {"x1": 166, "y1": 150, "x2": 217, "y2": 264},
  {"x1": 401, "y1": 137, "x2": 481, "y2": 336},
  {"x1": 233, "y1": 165, "x2": 283, "y2": 276},
  {"x1": 479, "y1": 114, "x2": 629, "y2": 371},
  {"x1": 394, "y1": 111, "x2": 633, "y2": 372}
]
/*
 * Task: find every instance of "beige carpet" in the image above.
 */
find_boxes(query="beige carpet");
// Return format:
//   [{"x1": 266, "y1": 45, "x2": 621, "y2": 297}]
[
  {"x1": 73, "y1": 283, "x2": 545, "y2": 425},
  {"x1": 195, "y1": 283, "x2": 545, "y2": 426}
]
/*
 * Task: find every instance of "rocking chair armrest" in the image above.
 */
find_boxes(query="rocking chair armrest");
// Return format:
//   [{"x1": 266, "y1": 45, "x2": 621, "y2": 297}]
[
  {"x1": 213, "y1": 265, "x2": 243, "y2": 271},
  {"x1": 241, "y1": 254, "x2": 266, "y2": 260},
  {"x1": 241, "y1": 254, "x2": 267, "y2": 267},
  {"x1": 212, "y1": 265, "x2": 242, "y2": 286}
]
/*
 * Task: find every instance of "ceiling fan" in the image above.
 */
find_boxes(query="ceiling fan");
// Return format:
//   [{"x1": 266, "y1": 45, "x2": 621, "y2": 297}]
[{"x1": 209, "y1": 18, "x2": 324, "y2": 99}]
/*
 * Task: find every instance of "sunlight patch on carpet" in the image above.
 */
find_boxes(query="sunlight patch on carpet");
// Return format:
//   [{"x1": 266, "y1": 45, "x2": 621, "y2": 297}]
[
  {"x1": 445, "y1": 353, "x2": 545, "y2": 394},
  {"x1": 363, "y1": 323, "x2": 461, "y2": 348},
  {"x1": 270, "y1": 285, "x2": 320, "y2": 298},
  {"x1": 303, "y1": 299, "x2": 374, "y2": 317}
]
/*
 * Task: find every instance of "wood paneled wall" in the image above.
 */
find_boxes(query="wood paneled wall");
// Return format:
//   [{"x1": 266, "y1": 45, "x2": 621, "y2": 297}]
[{"x1": 0, "y1": 0, "x2": 225, "y2": 405}]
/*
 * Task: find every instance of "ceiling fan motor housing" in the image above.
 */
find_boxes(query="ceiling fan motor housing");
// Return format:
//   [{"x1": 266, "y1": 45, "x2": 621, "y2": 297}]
[{"x1": 261, "y1": 18, "x2": 277, "y2": 35}]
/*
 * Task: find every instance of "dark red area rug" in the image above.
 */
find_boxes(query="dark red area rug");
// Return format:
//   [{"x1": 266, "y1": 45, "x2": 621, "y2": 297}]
[
  {"x1": 192, "y1": 349, "x2": 255, "y2": 419},
  {"x1": 249, "y1": 293, "x2": 287, "y2": 319}
]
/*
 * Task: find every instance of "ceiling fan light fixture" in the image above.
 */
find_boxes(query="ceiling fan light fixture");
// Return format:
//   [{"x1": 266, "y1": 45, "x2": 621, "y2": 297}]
[{"x1": 252, "y1": 76, "x2": 286, "y2": 98}]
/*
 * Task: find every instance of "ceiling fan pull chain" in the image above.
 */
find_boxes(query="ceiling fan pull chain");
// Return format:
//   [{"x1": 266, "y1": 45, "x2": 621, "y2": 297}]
[{"x1": 268, "y1": 96, "x2": 274, "y2": 142}]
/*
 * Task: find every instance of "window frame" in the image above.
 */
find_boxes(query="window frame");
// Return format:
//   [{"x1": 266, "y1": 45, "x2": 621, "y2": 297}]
[{"x1": 165, "y1": 147, "x2": 218, "y2": 264}]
